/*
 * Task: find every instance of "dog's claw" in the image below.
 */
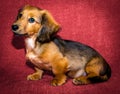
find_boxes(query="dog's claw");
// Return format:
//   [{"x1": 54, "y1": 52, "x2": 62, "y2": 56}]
[{"x1": 27, "y1": 73, "x2": 42, "y2": 80}]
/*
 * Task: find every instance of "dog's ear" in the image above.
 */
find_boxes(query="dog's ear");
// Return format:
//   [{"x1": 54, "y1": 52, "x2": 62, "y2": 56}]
[{"x1": 37, "y1": 10, "x2": 60, "y2": 43}]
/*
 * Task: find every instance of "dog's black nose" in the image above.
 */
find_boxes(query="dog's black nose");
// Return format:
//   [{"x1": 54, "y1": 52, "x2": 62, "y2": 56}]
[{"x1": 12, "y1": 25, "x2": 19, "y2": 31}]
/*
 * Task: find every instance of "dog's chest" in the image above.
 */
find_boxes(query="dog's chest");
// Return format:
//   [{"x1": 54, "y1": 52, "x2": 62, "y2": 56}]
[
  {"x1": 25, "y1": 37, "x2": 52, "y2": 70},
  {"x1": 25, "y1": 37, "x2": 37, "y2": 60},
  {"x1": 25, "y1": 38, "x2": 35, "y2": 50},
  {"x1": 25, "y1": 37, "x2": 40, "y2": 59}
]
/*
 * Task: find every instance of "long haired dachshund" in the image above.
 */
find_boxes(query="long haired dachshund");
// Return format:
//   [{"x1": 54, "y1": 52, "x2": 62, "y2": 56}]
[{"x1": 12, "y1": 5, "x2": 111, "y2": 86}]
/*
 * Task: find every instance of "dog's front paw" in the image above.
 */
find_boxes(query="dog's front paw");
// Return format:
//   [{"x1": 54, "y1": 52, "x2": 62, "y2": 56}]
[
  {"x1": 27, "y1": 72, "x2": 42, "y2": 80},
  {"x1": 51, "y1": 75, "x2": 67, "y2": 86},
  {"x1": 51, "y1": 79, "x2": 65, "y2": 86}
]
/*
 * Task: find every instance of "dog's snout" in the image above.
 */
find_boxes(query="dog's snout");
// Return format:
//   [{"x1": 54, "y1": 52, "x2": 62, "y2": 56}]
[{"x1": 12, "y1": 25, "x2": 19, "y2": 31}]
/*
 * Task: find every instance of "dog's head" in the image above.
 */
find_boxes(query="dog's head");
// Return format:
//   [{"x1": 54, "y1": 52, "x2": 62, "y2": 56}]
[{"x1": 12, "y1": 5, "x2": 60, "y2": 42}]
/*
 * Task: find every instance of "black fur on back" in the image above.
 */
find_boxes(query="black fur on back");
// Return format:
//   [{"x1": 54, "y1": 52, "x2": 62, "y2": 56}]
[{"x1": 52, "y1": 36, "x2": 100, "y2": 62}]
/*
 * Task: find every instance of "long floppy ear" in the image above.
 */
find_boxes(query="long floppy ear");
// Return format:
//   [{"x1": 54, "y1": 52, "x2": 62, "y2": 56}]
[{"x1": 37, "y1": 10, "x2": 60, "y2": 43}]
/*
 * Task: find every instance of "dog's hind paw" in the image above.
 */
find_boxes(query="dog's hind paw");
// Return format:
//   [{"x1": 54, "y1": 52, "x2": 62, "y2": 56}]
[{"x1": 73, "y1": 77, "x2": 90, "y2": 85}]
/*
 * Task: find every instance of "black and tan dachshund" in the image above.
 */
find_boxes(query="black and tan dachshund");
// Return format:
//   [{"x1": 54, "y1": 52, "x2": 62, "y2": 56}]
[{"x1": 12, "y1": 5, "x2": 111, "y2": 86}]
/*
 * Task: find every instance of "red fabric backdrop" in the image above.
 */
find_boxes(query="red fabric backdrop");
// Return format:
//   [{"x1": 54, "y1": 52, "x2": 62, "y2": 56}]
[{"x1": 0, "y1": 0, "x2": 120, "y2": 94}]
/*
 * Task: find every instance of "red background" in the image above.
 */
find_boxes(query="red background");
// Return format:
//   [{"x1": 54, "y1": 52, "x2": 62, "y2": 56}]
[{"x1": 0, "y1": 0, "x2": 120, "y2": 94}]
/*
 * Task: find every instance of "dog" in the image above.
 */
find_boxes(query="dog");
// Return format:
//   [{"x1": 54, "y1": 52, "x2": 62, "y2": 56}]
[{"x1": 12, "y1": 5, "x2": 111, "y2": 86}]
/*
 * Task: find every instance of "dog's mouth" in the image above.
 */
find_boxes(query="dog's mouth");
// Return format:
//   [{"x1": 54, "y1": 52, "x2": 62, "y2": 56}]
[{"x1": 13, "y1": 32, "x2": 28, "y2": 37}]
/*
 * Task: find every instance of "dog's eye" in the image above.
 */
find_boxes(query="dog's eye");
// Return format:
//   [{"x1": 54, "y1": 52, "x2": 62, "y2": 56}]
[{"x1": 28, "y1": 18, "x2": 35, "y2": 23}]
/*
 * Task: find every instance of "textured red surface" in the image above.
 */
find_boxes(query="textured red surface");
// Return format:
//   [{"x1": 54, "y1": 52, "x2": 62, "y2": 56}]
[{"x1": 0, "y1": 0, "x2": 120, "y2": 94}]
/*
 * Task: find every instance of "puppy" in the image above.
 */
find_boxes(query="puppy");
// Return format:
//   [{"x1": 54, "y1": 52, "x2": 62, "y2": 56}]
[{"x1": 12, "y1": 5, "x2": 111, "y2": 86}]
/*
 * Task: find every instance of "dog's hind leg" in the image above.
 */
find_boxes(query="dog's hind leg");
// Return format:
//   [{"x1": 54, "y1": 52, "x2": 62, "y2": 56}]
[{"x1": 72, "y1": 57, "x2": 111, "y2": 85}]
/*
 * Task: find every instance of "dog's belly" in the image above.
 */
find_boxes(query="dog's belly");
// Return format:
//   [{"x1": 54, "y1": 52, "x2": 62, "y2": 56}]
[
  {"x1": 26, "y1": 52, "x2": 52, "y2": 70},
  {"x1": 66, "y1": 55, "x2": 87, "y2": 78}
]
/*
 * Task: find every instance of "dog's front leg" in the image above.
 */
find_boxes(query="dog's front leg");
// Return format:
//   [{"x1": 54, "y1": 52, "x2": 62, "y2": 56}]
[
  {"x1": 27, "y1": 67, "x2": 44, "y2": 80},
  {"x1": 51, "y1": 57, "x2": 68, "y2": 86}
]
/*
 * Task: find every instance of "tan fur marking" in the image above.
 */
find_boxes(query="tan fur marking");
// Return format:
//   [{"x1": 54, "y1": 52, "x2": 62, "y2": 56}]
[{"x1": 86, "y1": 58, "x2": 103, "y2": 75}]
